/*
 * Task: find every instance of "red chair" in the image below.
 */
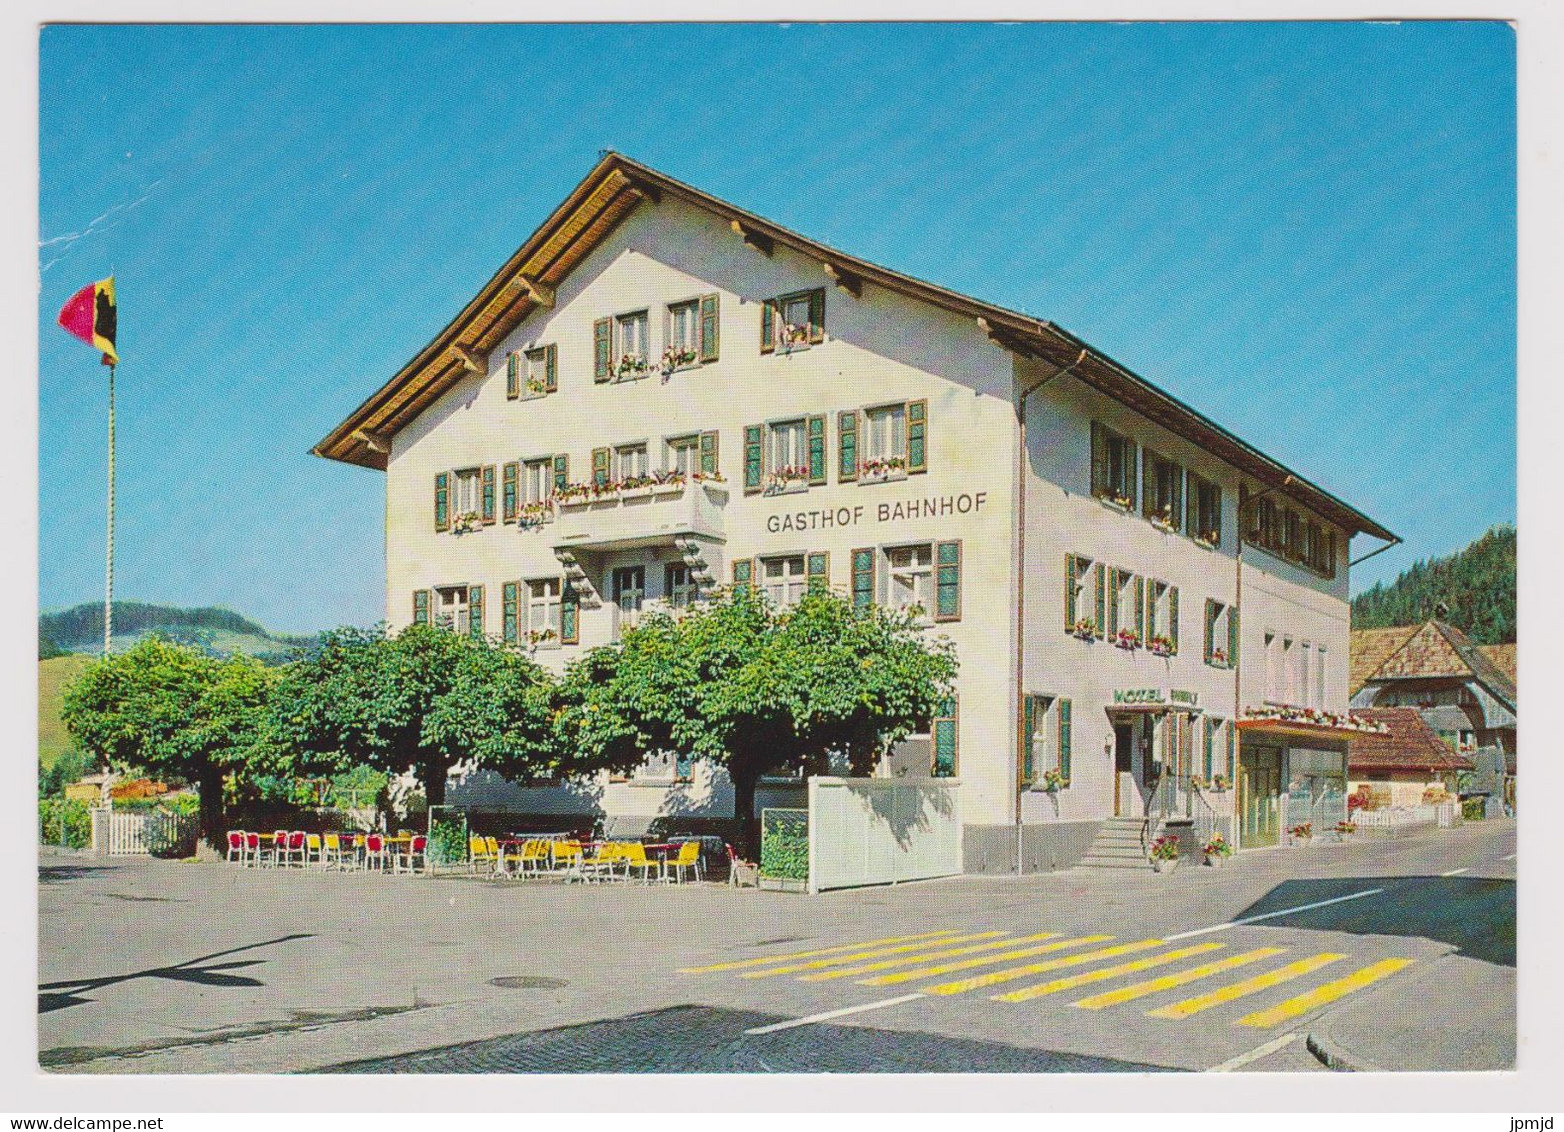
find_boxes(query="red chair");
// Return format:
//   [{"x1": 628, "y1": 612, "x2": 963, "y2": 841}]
[
  {"x1": 363, "y1": 833, "x2": 389, "y2": 872},
  {"x1": 279, "y1": 831, "x2": 305, "y2": 868},
  {"x1": 226, "y1": 831, "x2": 245, "y2": 864},
  {"x1": 394, "y1": 834, "x2": 427, "y2": 875},
  {"x1": 244, "y1": 831, "x2": 264, "y2": 867},
  {"x1": 268, "y1": 830, "x2": 288, "y2": 867}
]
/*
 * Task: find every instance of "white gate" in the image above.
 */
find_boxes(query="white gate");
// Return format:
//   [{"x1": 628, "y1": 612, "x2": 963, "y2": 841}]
[
  {"x1": 91, "y1": 808, "x2": 198, "y2": 856},
  {"x1": 807, "y1": 777, "x2": 962, "y2": 894}
]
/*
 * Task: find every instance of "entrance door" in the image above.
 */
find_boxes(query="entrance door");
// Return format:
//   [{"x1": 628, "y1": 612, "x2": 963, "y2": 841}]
[
  {"x1": 1238, "y1": 745, "x2": 1283, "y2": 848},
  {"x1": 612, "y1": 566, "x2": 646, "y2": 630},
  {"x1": 1114, "y1": 722, "x2": 1135, "y2": 816}
]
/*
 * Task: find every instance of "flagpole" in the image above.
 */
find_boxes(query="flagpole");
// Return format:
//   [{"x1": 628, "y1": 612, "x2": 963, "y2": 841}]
[{"x1": 104, "y1": 361, "x2": 114, "y2": 655}]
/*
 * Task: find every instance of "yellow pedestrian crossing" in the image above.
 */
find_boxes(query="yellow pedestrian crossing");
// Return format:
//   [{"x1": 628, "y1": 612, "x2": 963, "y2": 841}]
[
  {"x1": 677, "y1": 930, "x2": 959, "y2": 973},
  {"x1": 858, "y1": 934, "x2": 1115, "y2": 987},
  {"x1": 924, "y1": 939, "x2": 1166, "y2": 996},
  {"x1": 991, "y1": 942, "x2": 1226, "y2": 1003},
  {"x1": 1146, "y1": 953, "x2": 1347, "y2": 1019},
  {"x1": 738, "y1": 932, "x2": 1004, "y2": 979},
  {"x1": 797, "y1": 932, "x2": 1062, "y2": 981},
  {"x1": 1236, "y1": 958, "x2": 1415, "y2": 1028},
  {"x1": 1072, "y1": 947, "x2": 1290, "y2": 1010}
]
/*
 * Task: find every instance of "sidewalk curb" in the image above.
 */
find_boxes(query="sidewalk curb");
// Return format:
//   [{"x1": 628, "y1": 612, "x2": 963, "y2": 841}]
[{"x1": 1305, "y1": 1030, "x2": 1382, "y2": 1073}]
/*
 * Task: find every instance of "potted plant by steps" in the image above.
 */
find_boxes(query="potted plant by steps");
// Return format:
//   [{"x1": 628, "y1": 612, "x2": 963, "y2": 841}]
[
  {"x1": 1288, "y1": 821, "x2": 1314, "y2": 847},
  {"x1": 1041, "y1": 768, "x2": 1069, "y2": 794},
  {"x1": 1334, "y1": 820, "x2": 1357, "y2": 841},
  {"x1": 1148, "y1": 834, "x2": 1179, "y2": 873},
  {"x1": 1202, "y1": 831, "x2": 1233, "y2": 867}
]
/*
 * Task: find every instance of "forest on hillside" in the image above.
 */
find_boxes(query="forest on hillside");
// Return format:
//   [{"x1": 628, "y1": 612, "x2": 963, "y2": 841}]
[
  {"x1": 1351, "y1": 525, "x2": 1516, "y2": 644},
  {"x1": 39, "y1": 601, "x2": 316, "y2": 659}
]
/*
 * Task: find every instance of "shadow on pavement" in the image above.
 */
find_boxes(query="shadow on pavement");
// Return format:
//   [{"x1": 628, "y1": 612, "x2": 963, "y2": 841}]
[
  {"x1": 38, "y1": 933, "x2": 315, "y2": 1013},
  {"x1": 1235, "y1": 876, "x2": 1514, "y2": 967},
  {"x1": 38, "y1": 863, "x2": 115, "y2": 886},
  {"x1": 319, "y1": 1004, "x2": 1179, "y2": 1074}
]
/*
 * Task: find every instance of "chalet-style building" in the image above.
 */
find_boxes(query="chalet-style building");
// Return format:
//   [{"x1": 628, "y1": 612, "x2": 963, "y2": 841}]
[
  {"x1": 1346, "y1": 707, "x2": 1473, "y2": 810},
  {"x1": 315, "y1": 154, "x2": 1396, "y2": 867}
]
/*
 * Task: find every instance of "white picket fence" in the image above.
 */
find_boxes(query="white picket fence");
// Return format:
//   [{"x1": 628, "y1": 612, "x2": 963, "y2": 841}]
[
  {"x1": 1354, "y1": 801, "x2": 1459, "y2": 829},
  {"x1": 806, "y1": 777, "x2": 963, "y2": 894},
  {"x1": 90, "y1": 807, "x2": 199, "y2": 855}
]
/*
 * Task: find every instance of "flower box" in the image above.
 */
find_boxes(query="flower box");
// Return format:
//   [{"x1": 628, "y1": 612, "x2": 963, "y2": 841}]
[
  {"x1": 1147, "y1": 635, "x2": 1175, "y2": 657},
  {"x1": 450, "y1": 512, "x2": 481, "y2": 535},
  {"x1": 1041, "y1": 769, "x2": 1070, "y2": 793},
  {"x1": 1070, "y1": 619, "x2": 1098, "y2": 641},
  {"x1": 1208, "y1": 648, "x2": 1229, "y2": 667},
  {"x1": 660, "y1": 346, "x2": 698, "y2": 375},
  {"x1": 1112, "y1": 630, "x2": 1141, "y2": 651},
  {"x1": 1150, "y1": 514, "x2": 1179, "y2": 534}
]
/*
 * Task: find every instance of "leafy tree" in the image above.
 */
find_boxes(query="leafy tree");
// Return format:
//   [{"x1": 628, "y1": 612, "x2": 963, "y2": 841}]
[
  {"x1": 39, "y1": 631, "x2": 68, "y2": 661},
  {"x1": 556, "y1": 587, "x2": 958, "y2": 826},
  {"x1": 39, "y1": 747, "x2": 93, "y2": 796},
  {"x1": 272, "y1": 624, "x2": 558, "y2": 808},
  {"x1": 60, "y1": 637, "x2": 285, "y2": 844},
  {"x1": 1353, "y1": 524, "x2": 1516, "y2": 644}
]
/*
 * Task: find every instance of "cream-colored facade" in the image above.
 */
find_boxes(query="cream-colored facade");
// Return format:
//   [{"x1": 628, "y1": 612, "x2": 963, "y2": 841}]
[{"x1": 322, "y1": 154, "x2": 1393, "y2": 861}]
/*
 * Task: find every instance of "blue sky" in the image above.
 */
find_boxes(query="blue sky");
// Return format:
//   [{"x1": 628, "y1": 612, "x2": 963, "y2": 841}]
[{"x1": 38, "y1": 22, "x2": 1515, "y2": 634}]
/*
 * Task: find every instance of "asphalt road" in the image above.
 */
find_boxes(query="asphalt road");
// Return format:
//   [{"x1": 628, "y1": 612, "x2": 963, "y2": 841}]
[{"x1": 37, "y1": 818, "x2": 1515, "y2": 1074}]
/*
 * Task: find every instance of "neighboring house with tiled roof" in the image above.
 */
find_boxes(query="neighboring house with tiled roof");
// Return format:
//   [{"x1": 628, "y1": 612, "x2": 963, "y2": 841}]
[
  {"x1": 1347, "y1": 707, "x2": 1472, "y2": 809},
  {"x1": 1349, "y1": 620, "x2": 1517, "y2": 768},
  {"x1": 1479, "y1": 643, "x2": 1517, "y2": 687}
]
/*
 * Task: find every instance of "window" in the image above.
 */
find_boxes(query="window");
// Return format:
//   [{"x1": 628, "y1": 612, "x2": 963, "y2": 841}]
[
  {"x1": 932, "y1": 697, "x2": 959, "y2": 778},
  {"x1": 762, "y1": 555, "x2": 807, "y2": 608},
  {"x1": 612, "y1": 566, "x2": 645, "y2": 631},
  {"x1": 1284, "y1": 510, "x2": 1303, "y2": 561},
  {"x1": 1146, "y1": 580, "x2": 1178, "y2": 654},
  {"x1": 768, "y1": 419, "x2": 808, "y2": 482},
  {"x1": 1204, "y1": 601, "x2": 1235, "y2": 668},
  {"x1": 1142, "y1": 452, "x2": 1183, "y2": 530},
  {"x1": 611, "y1": 310, "x2": 650, "y2": 378},
  {"x1": 1202, "y1": 717, "x2": 1233, "y2": 781},
  {"x1": 1064, "y1": 554, "x2": 1100, "y2": 637},
  {"x1": 636, "y1": 750, "x2": 695, "y2": 784},
  {"x1": 887, "y1": 544, "x2": 933, "y2": 613},
  {"x1": 761, "y1": 288, "x2": 825, "y2": 353},
  {"x1": 435, "y1": 585, "x2": 470, "y2": 634},
  {"x1": 865, "y1": 404, "x2": 908, "y2": 468},
  {"x1": 1315, "y1": 646, "x2": 1327, "y2": 708},
  {"x1": 1107, "y1": 567, "x2": 1141, "y2": 645},
  {"x1": 667, "y1": 301, "x2": 699, "y2": 369},
  {"x1": 614, "y1": 443, "x2": 649, "y2": 482},
  {"x1": 1022, "y1": 695, "x2": 1073, "y2": 786},
  {"x1": 522, "y1": 458, "x2": 552, "y2": 504},
  {"x1": 666, "y1": 434, "x2": 700, "y2": 476},
  {"x1": 1090, "y1": 422, "x2": 1136, "y2": 508},
  {"x1": 665, "y1": 563, "x2": 697, "y2": 611},
  {"x1": 524, "y1": 346, "x2": 554, "y2": 397},
  {"x1": 1190, "y1": 475, "x2": 1222, "y2": 546},
  {"x1": 527, "y1": 579, "x2": 562, "y2": 644},
  {"x1": 452, "y1": 468, "x2": 482, "y2": 517}
]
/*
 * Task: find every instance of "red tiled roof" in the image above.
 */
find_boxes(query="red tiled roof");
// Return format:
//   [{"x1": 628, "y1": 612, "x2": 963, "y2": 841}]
[
  {"x1": 1349, "y1": 626, "x2": 1419, "y2": 695},
  {"x1": 1347, "y1": 707, "x2": 1472, "y2": 774}
]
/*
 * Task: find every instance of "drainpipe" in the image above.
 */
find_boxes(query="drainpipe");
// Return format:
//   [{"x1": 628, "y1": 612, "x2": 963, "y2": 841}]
[{"x1": 1013, "y1": 349, "x2": 1088, "y2": 876}]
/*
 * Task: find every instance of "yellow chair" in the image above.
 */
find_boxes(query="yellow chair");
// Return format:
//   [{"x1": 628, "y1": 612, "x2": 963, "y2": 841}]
[
  {"x1": 469, "y1": 835, "x2": 496, "y2": 873},
  {"x1": 305, "y1": 833, "x2": 324, "y2": 868},
  {"x1": 666, "y1": 840, "x2": 701, "y2": 883},
  {"x1": 620, "y1": 843, "x2": 663, "y2": 884},
  {"x1": 518, "y1": 839, "x2": 550, "y2": 878},
  {"x1": 582, "y1": 841, "x2": 625, "y2": 883},
  {"x1": 551, "y1": 840, "x2": 585, "y2": 880}
]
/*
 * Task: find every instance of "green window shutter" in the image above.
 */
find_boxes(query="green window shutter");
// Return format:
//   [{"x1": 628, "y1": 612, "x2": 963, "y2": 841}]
[
  {"x1": 699, "y1": 430, "x2": 719, "y2": 476},
  {"x1": 412, "y1": 589, "x2": 430, "y2": 626},
  {"x1": 468, "y1": 584, "x2": 485, "y2": 638},
  {"x1": 1204, "y1": 599, "x2": 1216, "y2": 663},
  {"x1": 1169, "y1": 586, "x2": 1179, "y2": 654},
  {"x1": 1141, "y1": 453, "x2": 1158, "y2": 520},
  {"x1": 932, "y1": 698, "x2": 958, "y2": 778},
  {"x1": 501, "y1": 461, "x2": 518, "y2": 522},
  {"x1": 838, "y1": 409, "x2": 859, "y2": 481},
  {"x1": 1094, "y1": 563, "x2": 1106, "y2": 639},
  {"x1": 699, "y1": 293, "x2": 720, "y2": 362},
  {"x1": 934, "y1": 540, "x2": 962, "y2": 622},
  {"x1": 1091, "y1": 422, "x2": 1107, "y2": 496},
  {"x1": 593, "y1": 318, "x2": 611, "y2": 382},
  {"x1": 1186, "y1": 475, "x2": 1199, "y2": 538},
  {"x1": 1021, "y1": 696, "x2": 1035, "y2": 783},
  {"x1": 1226, "y1": 721, "x2": 1236, "y2": 779},
  {"x1": 1106, "y1": 568, "x2": 1120, "y2": 635},
  {"x1": 807, "y1": 414, "x2": 827, "y2": 484},
  {"x1": 759, "y1": 300, "x2": 776, "y2": 354},
  {"x1": 806, "y1": 551, "x2": 829, "y2": 593},
  {"x1": 851, "y1": 548, "x2": 875, "y2": 609},
  {"x1": 1229, "y1": 606, "x2": 1241, "y2": 668},
  {"x1": 544, "y1": 343, "x2": 558, "y2": 392},
  {"x1": 807, "y1": 287, "x2": 826, "y2": 344},
  {"x1": 481, "y1": 465, "x2": 497, "y2": 524},
  {"x1": 1172, "y1": 466, "x2": 1184, "y2": 531},
  {"x1": 743, "y1": 424, "x2": 763, "y2": 493},
  {"x1": 502, "y1": 581, "x2": 519, "y2": 644},
  {"x1": 1133, "y1": 575, "x2": 1145, "y2": 642},
  {"x1": 552, "y1": 453, "x2": 569, "y2": 495},
  {"x1": 1064, "y1": 553, "x2": 1077, "y2": 632},
  {"x1": 434, "y1": 472, "x2": 450, "y2": 532},
  {"x1": 1058, "y1": 699, "x2": 1072, "y2": 782},
  {"x1": 506, "y1": 351, "x2": 520, "y2": 400},
  {"x1": 560, "y1": 581, "x2": 579, "y2": 645},
  {"x1": 1203, "y1": 717, "x2": 1214, "y2": 779},
  {"x1": 592, "y1": 447, "x2": 610, "y2": 488},
  {"x1": 1129, "y1": 442, "x2": 1140, "y2": 510},
  {"x1": 731, "y1": 557, "x2": 753, "y2": 594},
  {"x1": 907, "y1": 399, "x2": 928, "y2": 473}
]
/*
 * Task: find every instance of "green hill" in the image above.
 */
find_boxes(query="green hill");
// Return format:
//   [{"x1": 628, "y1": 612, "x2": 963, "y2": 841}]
[
  {"x1": 40, "y1": 601, "x2": 316, "y2": 662},
  {"x1": 1352, "y1": 525, "x2": 1516, "y2": 645},
  {"x1": 38, "y1": 653, "x2": 93, "y2": 770}
]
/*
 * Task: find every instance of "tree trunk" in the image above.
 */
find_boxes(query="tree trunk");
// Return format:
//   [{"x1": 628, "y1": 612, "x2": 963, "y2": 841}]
[
  {"x1": 730, "y1": 761, "x2": 761, "y2": 857},
  {"x1": 423, "y1": 757, "x2": 447, "y2": 810},
  {"x1": 198, "y1": 763, "x2": 225, "y2": 850}
]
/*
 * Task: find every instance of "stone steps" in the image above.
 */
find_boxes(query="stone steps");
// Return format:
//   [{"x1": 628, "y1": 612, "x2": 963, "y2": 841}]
[{"x1": 1078, "y1": 817, "x2": 1156, "y2": 872}]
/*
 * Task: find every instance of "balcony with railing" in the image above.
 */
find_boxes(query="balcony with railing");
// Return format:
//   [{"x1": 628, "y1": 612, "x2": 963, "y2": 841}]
[{"x1": 551, "y1": 477, "x2": 727, "y2": 552}]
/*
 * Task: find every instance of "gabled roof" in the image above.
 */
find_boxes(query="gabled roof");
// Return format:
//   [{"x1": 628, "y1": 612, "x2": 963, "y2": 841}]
[
  {"x1": 1347, "y1": 707, "x2": 1473, "y2": 775},
  {"x1": 1479, "y1": 643, "x2": 1517, "y2": 687},
  {"x1": 1349, "y1": 626, "x2": 1419, "y2": 696},
  {"x1": 312, "y1": 153, "x2": 1396, "y2": 543},
  {"x1": 1354, "y1": 620, "x2": 1517, "y2": 711}
]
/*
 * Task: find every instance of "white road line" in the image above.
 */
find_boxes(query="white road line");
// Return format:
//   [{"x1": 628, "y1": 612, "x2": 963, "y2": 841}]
[
  {"x1": 1165, "y1": 888, "x2": 1384, "y2": 941},
  {"x1": 1503, "y1": 854, "x2": 1517, "y2": 862},
  {"x1": 1209, "y1": 1031, "x2": 1301, "y2": 1073},
  {"x1": 743, "y1": 993, "x2": 927, "y2": 1035},
  {"x1": 1441, "y1": 867, "x2": 1470, "y2": 877}
]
